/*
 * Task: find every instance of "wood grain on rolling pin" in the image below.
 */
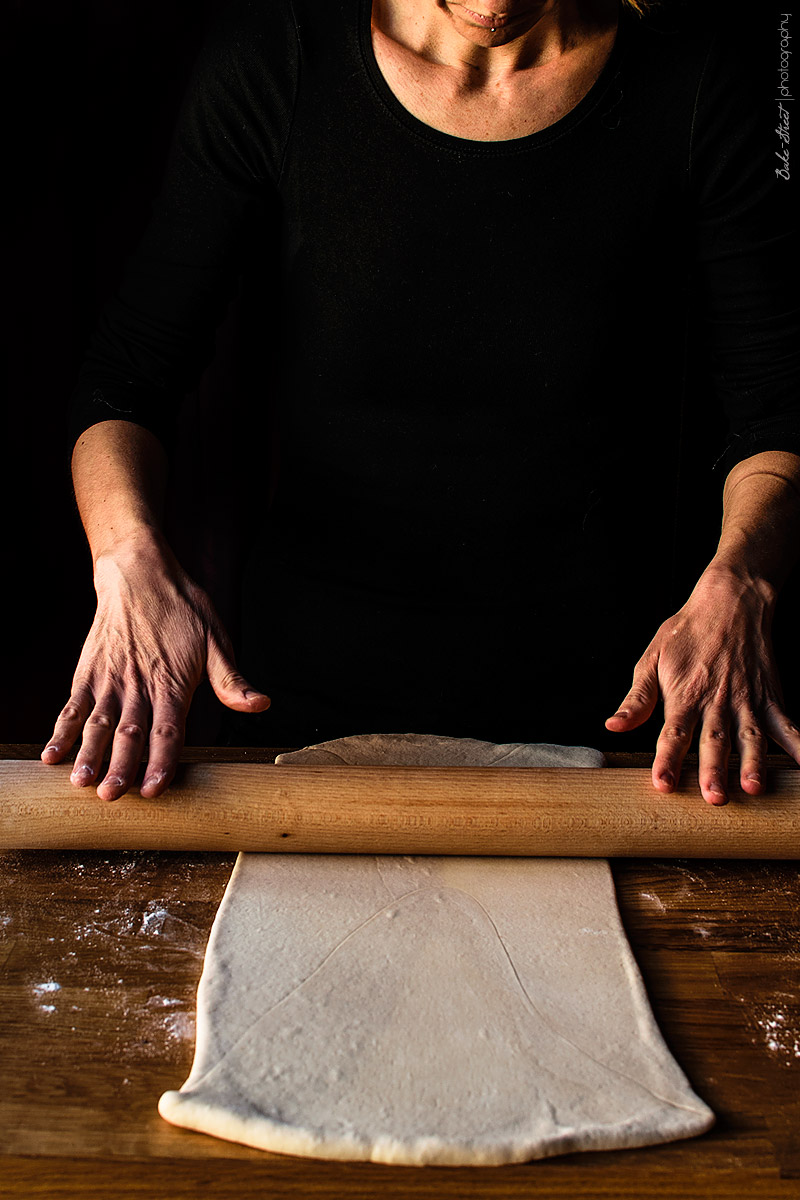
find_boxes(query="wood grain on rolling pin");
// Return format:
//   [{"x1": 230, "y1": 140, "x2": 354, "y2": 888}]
[{"x1": 2, "y1": 760, "x2": 799, "y2": 856}]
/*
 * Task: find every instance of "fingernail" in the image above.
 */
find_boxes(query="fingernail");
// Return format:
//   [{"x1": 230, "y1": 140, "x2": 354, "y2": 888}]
[
  {"x1": 71, "y1": 764, "x2": 94, "y2": 782},
  {"x1": 659, "y1": 772, "x2": 674, "y2": 788},
  {"x1": 44, "y1": 744, "x2": 59, "y2": 755},
  {"x1": 613, "y1": 710, "x2": 629, "y2": 719},
  {"x1": 142, "y1": 770, "x2": 166, "y2": 791},
  {"x1": 746, "y1": 773, "x2": 761, "y2": 784},
  {"x1": 103, "y1": 776, "x2": 124, "y2": 789}
]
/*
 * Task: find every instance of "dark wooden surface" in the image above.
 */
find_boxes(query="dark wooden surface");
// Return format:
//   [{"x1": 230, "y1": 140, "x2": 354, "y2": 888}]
[{"x1": 2, "y1": 746, "x2": 799, "y2": 1198}]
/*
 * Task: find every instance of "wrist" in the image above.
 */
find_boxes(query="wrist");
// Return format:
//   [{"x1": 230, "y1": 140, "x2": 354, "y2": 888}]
[
  {"x1": 693, "y1": 558, "x2": 778, "y2": 609},
  {"x1": 93, "y1": 525, "x2": 177, "y2": 579}
]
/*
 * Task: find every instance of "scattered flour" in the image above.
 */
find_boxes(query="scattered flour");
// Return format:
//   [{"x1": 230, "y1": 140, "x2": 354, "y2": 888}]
[
  {"x1": 753, "y1": 1005, "x2": 800, "y2": 1063},
  {"x1": 32, "y1": 980, "x2": 61, "y2": 1015}
]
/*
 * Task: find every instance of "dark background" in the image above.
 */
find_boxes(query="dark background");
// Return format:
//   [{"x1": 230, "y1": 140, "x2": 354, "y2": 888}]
[{"x1": 3, "y1": 0, "x2": 798, "y2": 749}]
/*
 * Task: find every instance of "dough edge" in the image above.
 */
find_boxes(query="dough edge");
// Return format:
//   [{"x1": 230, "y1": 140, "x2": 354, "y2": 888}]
[{"x1": 157, "y1": 1086, "x2": 714, "y2": 1166}]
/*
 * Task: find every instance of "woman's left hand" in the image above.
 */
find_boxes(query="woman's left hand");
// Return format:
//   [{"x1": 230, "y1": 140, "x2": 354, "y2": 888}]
[{"x1": 605, "y1": 563, "x2": 800, "y2": 804}]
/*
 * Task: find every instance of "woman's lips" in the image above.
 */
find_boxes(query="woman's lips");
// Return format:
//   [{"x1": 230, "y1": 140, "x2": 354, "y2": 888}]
[{"x1": 458, "y1": 6, "x2": 523, "y2": 28}]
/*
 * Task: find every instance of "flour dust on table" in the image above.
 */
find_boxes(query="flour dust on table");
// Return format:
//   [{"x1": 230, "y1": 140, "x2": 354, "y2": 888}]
[{"x1": 158, "y1": 733, "x2": 714, "y2": 1165}]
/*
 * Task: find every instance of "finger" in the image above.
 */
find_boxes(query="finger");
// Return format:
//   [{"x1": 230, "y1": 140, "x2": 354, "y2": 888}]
[
  {"x1": 206, "y1": 634, "x2": 270, "y2": 713},
  {"x1": 70, "y1": 695, "x2": 120, "y2": 787},
  {"x1": 651, "y1": 704, "x2": 699, "y2": 795},
  {"x1": 42, "y1": 687, "x2": 94, "y2": 763},
  {"x1": 140, "y1": 695, "x2": 187, "y2": 798},
  {"x1": 761, "y1": 701, "x2": 800, "y2": 766},
  {"x1": 734, "y1": 711, "x2": 768, "y2": 796},
  {"x1": 605, "y1": 658, "x2": 659, "y2": 732},
  {"x1": 96, "y1": 700, "x2": 150, "y2": 802},
  {"x1": 696, "y1": 707, "x2": 732, "y2": 806}
]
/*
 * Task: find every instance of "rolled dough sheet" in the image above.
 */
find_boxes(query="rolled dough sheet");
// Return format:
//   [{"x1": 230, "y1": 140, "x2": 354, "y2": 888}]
[{"x1": 158, "y1": 733, "x2": 714, "y2": 1165}]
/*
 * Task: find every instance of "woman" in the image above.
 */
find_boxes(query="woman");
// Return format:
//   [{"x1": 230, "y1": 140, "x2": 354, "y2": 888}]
[{"x1": 43, "y1": 0, "x2": 800, "y2": 803}]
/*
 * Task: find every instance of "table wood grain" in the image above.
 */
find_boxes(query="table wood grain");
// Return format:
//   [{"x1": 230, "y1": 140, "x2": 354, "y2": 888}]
[{"x1": 2, "y1": 746, "x2": 799, "y2": 1198}]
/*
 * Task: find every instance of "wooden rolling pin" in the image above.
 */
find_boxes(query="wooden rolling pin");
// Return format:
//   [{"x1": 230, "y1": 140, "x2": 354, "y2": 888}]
[{"x1": 2, "y1": 760, "x2": 799, "y2": 856}]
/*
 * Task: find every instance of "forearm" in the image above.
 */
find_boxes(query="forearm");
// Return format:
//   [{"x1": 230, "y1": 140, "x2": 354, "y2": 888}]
[
  {"x1": 71, "y1": 420, "x2": 170, "y2": 564},
  {"x1": 706, "y1": 449, "x2": 800, "y2": 592}
]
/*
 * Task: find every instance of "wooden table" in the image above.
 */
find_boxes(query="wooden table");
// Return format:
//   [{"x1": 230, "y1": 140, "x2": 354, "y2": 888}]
[{"x1": 2, "y1": 745, "x2": 799, "y2": 1198}]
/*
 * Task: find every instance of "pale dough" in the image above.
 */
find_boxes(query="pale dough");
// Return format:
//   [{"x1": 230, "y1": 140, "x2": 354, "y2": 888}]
[{"x1": 158, "y1": 733, "x2": 714, "y2": 1165}]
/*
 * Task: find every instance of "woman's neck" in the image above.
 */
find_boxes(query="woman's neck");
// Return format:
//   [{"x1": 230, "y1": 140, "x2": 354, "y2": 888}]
[{"x1": 371, "y1": 0, "x2": 618, "y2": 82}]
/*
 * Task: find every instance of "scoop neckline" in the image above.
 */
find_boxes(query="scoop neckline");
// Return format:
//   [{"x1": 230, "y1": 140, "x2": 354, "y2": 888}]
[{"x1": 358, "y1": 0, "x2": 628, "y2": 154}]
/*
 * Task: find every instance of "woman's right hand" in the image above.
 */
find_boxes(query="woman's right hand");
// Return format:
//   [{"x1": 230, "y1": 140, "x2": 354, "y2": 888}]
[{"x1": 41, "y1": 532, "x2": 270, "y2": 800}]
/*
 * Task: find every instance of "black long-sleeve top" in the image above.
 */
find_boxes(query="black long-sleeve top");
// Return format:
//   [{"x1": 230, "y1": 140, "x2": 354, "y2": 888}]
[{"x1": 69, "y1": 0, "x2": 800, "y2": 747}]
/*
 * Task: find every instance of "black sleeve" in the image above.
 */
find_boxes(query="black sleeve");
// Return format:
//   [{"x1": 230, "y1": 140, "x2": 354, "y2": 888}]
[
  {"x1": 68, "y1": 0, "x2": 299, "y2": 453},
  {"x1": 688, "y1": 18, "x2": 800, "y2": 476}
]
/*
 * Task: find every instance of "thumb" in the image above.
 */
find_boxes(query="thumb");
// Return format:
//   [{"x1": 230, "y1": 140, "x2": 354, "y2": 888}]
[
  {"x1": 605, "y1": 657, "x2": 660, "y2": 732},
  {"x1": 206, "y1": 635, "x2": 271, "y2": 712}
]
